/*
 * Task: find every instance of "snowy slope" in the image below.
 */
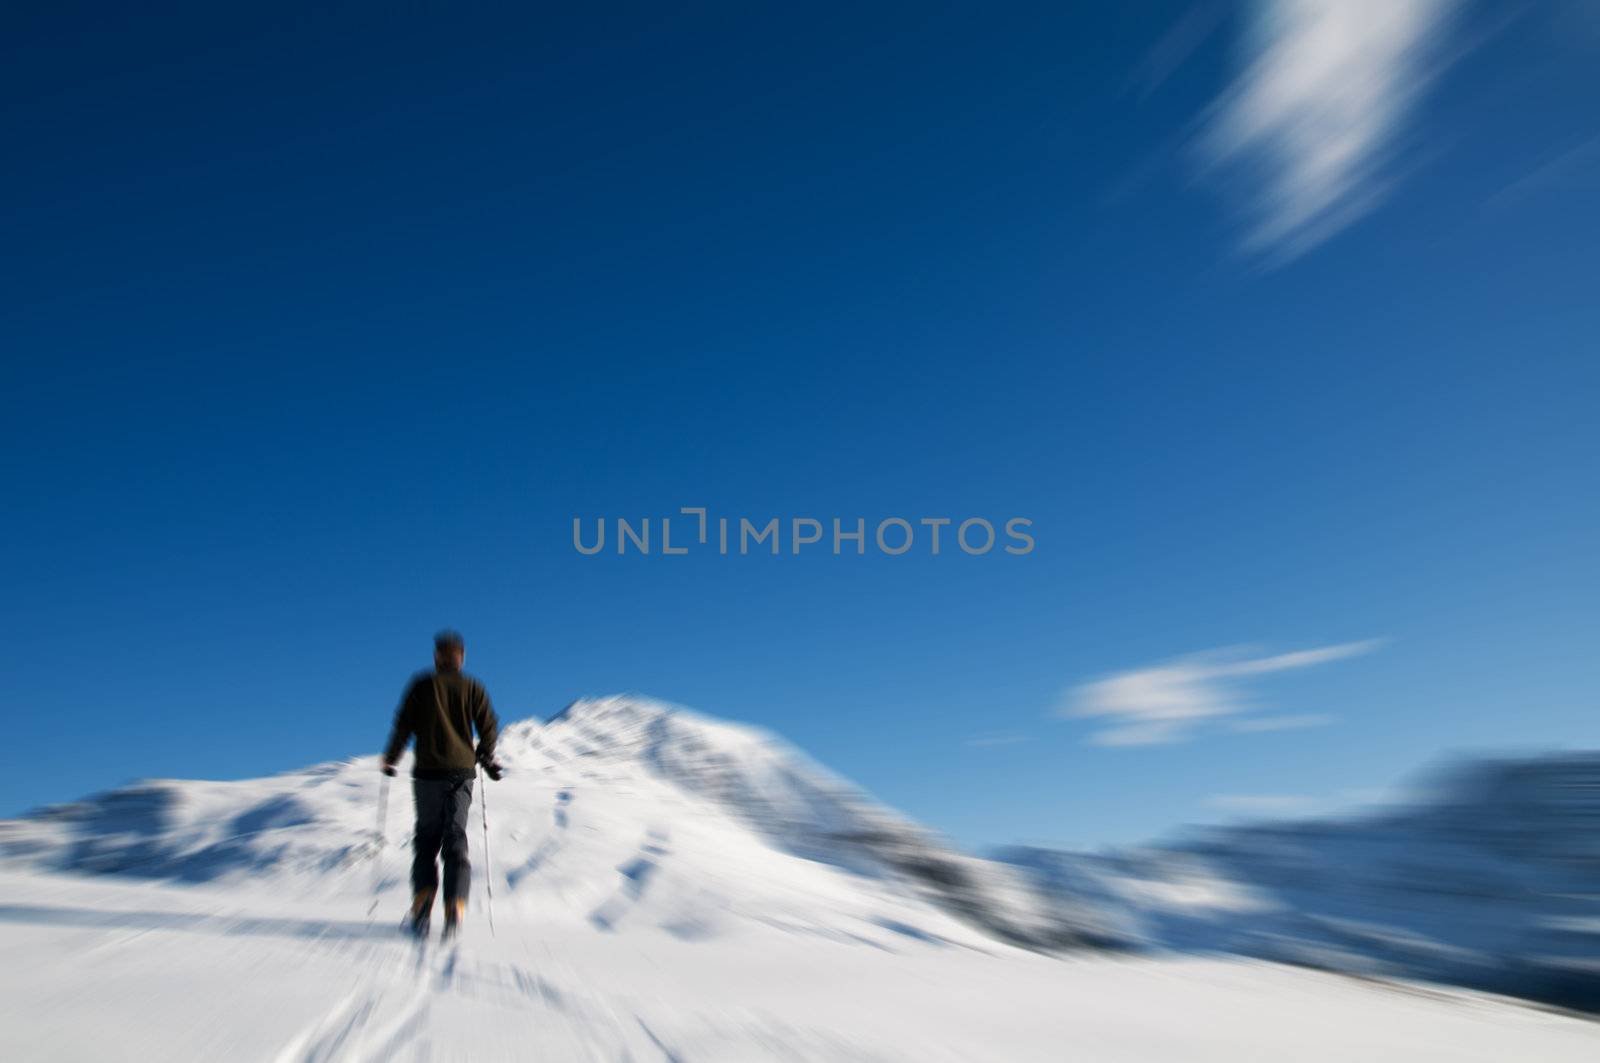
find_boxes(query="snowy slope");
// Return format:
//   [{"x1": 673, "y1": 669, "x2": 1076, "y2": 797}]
[
  {"x1": 0, "y1": 696, "x2": 1594, "y2": 1061},
  {"x1": 1001, "y1": 754, "x2": 1600, "y2": 1013},
  {"x1": 0, "y1": 696, "x2": 1065, "y2": 950}
]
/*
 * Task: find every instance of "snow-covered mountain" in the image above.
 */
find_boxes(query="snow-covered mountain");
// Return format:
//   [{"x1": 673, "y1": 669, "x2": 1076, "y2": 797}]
[
  {"x1": 1000, "y1": 753, "x2": 1600, "y2": 1013},
  {"x1": 0, "y1": 696, "x2": 1078, "y2": 950},
  {"x1": 0, "y1": 696, "x2": 1594, "y2": 1061}
]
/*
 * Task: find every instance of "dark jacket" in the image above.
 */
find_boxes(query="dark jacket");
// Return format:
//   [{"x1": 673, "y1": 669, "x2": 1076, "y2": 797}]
[{"x1": 383, "y1": 667, "x2": 499, "y2": 779}]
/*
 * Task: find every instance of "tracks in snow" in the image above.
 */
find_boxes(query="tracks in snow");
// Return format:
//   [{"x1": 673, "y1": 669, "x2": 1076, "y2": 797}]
[
  {"x1": 270, "y1": 938, "x2": 698, "y2": 1063},
  {"x1": 589, "y1": 826, "x2": 672, "y2": 932},
  {"x1": 271, "y1": 943, "x2": 438, "y2": 1063}
]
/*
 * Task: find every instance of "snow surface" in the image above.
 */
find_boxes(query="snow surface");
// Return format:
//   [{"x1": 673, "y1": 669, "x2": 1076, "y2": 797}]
[{"x1": 0, "y1": 696, "x2": 1594, "y2": 1061}]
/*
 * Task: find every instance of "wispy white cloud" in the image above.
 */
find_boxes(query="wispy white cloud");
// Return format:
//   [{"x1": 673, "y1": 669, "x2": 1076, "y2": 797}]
[
  {"x1": 1206, "y1": 793, "x2": 1321, "y2": 816},
  {"x1": 1228, "y1": 712, "x2": 1337, "y2": 733},
  {"x1": 1063, "y1": 639, "x2": 1381, "y2": 747},
  {"x1": 965, "y1": 732, "x2": 1030, "y2": 748},
  {"x1": 1485, "y1": 136, "x2": 1600, "y2": 209},
  {"x1": 1206, "y1": 784, "x2": 1410, "y2": 820},
  {"x1": 1128, "y1": 3, "x2": 1224, "y2": 98},
  {"x1": 1198, "y1": 0, "x2": 1467, "y2": 261}
]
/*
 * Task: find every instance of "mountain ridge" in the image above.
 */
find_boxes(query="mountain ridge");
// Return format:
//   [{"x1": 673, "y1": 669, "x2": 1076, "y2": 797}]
[{"x1": 998, "y1": 750, "x2": 1600, "y2": 1012}]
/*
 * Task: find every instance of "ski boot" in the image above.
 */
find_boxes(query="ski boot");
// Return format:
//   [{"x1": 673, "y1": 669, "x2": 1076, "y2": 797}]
[
  {"x1": 441, "y1": 897, "x2": 466, "y2": 942},
  {"x1": 407, "y1": 888, "x2": 436, "y2": 940}
]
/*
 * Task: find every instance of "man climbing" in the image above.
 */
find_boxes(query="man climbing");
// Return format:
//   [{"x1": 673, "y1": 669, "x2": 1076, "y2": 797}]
[{"x1": 382, "y1": 630, "x2": 503, "y2": 939}]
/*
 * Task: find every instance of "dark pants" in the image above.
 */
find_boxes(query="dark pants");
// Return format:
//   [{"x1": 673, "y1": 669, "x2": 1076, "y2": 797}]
[{"x1": 412, "y1": 777, "x2": 473, "y2": 903}]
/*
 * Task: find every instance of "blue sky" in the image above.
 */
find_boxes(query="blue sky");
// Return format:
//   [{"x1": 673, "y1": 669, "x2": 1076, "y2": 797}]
[{"x1": 3, "y1": 3, "x2": 1597, "y2": 848}]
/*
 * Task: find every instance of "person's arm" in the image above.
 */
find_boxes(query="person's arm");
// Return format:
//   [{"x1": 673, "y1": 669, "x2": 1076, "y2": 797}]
[
  {"x1": 473, "y1": 683, "x2": 501, "y2": 776},
  {"x1": 381, "y1": 680, "x2": 417, "y2": 774}
]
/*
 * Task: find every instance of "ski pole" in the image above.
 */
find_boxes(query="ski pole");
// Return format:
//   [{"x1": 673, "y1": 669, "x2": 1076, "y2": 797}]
[
  {"x1": 368, "y1": 771, "x2": 390, "y2": 916},
  {"x1": 478, "y1": 763, "x2": 495, "y2": 935}
]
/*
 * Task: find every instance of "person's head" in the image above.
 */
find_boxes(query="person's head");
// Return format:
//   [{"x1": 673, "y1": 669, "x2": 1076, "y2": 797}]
[{"x1": 434, "y1": 630, "x2": 465, "y2": 671}]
